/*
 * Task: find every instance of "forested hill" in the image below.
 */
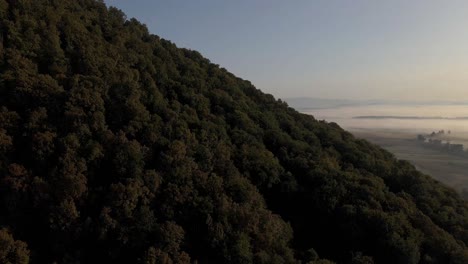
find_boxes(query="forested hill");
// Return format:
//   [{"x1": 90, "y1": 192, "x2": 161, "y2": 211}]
[{"x1": 1, "y1": 1, "x2": 468, "y2": 263}]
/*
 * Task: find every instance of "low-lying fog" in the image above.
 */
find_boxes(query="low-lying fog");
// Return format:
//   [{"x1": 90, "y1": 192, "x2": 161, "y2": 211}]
[
  {"x1": 303, "y1": 104, "x2": 468, "y2": 136},
  {"x1": 300, "y1": 103, "x2": 468, "y2": 194}
]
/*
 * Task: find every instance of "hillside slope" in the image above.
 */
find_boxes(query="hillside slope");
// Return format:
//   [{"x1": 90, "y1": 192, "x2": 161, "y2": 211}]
[{"x1": 1, "y1": 1, "x2": 468, "y2": 263}]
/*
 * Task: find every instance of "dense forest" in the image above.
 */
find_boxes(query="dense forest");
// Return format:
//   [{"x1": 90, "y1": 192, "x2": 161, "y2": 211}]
[{"x1": 1, "y1": 0, "x2": 468, "y2": 263}]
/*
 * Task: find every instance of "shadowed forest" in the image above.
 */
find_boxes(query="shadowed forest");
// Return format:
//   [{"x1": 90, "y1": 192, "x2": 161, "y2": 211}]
[{"x1": 1, "y1": 1, "x2": 468, "y2": 263}]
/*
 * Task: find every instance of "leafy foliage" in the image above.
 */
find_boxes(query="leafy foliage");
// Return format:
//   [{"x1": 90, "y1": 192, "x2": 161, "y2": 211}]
[{"x1": 0, "y1": 0, "x2": 468, "y2": 263}]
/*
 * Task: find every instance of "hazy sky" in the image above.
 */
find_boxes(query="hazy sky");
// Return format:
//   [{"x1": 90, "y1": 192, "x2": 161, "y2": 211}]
[{"x1": 104, "y1": 0, "x2": 468, "y2": 101}]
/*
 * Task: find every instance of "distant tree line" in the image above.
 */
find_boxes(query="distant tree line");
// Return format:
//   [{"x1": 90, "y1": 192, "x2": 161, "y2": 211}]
[{"x1": 417, "y1": 131, "x2": 466, "y2": 156}]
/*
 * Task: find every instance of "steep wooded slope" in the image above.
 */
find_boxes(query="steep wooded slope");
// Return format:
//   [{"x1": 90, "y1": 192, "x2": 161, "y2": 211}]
[{"x1": 0, "y1": 1, "x2": 468, "y2": 263}]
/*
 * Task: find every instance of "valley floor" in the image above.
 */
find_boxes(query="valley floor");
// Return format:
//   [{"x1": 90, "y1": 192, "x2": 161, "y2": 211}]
[{"x1": 352, "y1": 128, "x2": 468, "y2": 196}]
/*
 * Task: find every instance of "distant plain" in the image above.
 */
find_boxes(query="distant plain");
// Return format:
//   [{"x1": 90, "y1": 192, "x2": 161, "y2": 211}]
[
  {"x1": 353, "y1": 129, "x2": 468, "y2": 194},
  {"x1": 295, "y1": 102, "x2": 468, "y2": 194}
]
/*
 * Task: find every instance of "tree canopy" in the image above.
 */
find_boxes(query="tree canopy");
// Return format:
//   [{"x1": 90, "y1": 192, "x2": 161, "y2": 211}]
[{"x1": 1, "y1": 0, "x2": 468, "y2": 263}]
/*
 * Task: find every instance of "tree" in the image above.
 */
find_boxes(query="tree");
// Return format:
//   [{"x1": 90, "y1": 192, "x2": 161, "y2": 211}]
[{"x1": 0, "y1": 228, "x2": 30, "y2": 264}]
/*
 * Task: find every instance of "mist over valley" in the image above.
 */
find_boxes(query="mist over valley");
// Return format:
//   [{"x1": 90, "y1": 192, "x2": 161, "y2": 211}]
[{"x1": 290, "y1": 99, "x2": 468, "y2": 197}]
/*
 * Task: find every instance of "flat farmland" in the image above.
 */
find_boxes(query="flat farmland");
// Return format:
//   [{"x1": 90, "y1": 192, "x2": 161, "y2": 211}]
[{"x1": 352, "y1": 129, "x2": 468, "y2": 195}]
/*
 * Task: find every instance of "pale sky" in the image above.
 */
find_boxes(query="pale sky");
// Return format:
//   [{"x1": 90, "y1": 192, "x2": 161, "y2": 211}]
[{"x1": 104, "y1": 0, "x2": 468, "y2": 102}]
